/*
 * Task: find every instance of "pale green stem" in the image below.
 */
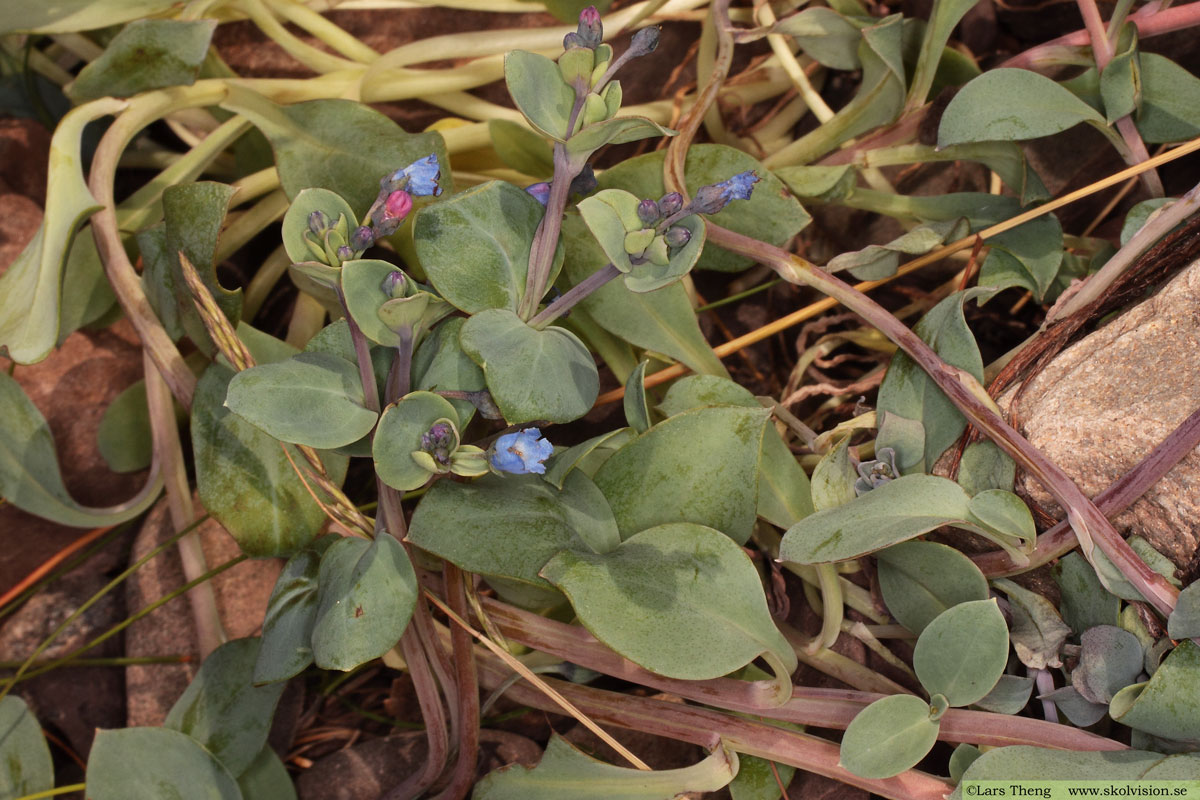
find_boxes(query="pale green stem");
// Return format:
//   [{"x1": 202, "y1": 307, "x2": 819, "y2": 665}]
[
  {"x1": 214, "y1": 188, "x2": 290, "y2": 263},
  {"x1": 51, "y1": 32, "x2": 103, "y2": 61},
  {"x1": 285, "y1": 292, "x2": 328, "y2": 348},
  {"x1": 90, "y1": 83, "x2": 233, "y2": 410},
  {"x1": 807, "y1": 563, "x2": 843, "y2": 653},
  {"x1": 268, "y1": 0, "x2": 380, "y2": 63},
  {"x1": 238, "y1": 0, "x2": 362, "y2": 73},
  {"x1": 229, "y1": 166, "x2": 282, "y2": 208},
  {"x1": 243, "y1": 243, "x2": 292, "y2": 319},
  {"x1": 842, "y1": 619, "x2": 917, "y2": 679}
]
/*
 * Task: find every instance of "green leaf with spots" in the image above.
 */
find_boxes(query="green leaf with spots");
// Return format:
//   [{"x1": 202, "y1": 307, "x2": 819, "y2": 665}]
[
  {"x1": 593, "y1": 405, "x2": 770, "y2": 545},
  {"x1": 408, "y1": 470, "x2": 621, "y2": 589},
  {"x1": 414, "y1": 181, "x2": 556, "y2": 314},
  {"x1": 165, "y1": 638, "x2": 286, "y2": 777},
  {"x1": 913, "y1": 599, "x2": 1009, "y2": 707},
  {"x1": 1054, "y1": 552, "x2": 1120, "y2": 636},
  {"x1": 68, "y1": 19, "x2": 215, "y2": 101},
  {"x1": 193, "y1": 364, "x2": 348, "y2": 557},
  {"x1": 657, "y1": 375, "x2": 814, "y2": 528},
  {"x1": 938, "y1": 69, "x2": 1107, "y2": 146},
  {"x1": 541, "y1": 523, "x2": 797, "y2": 680},
  {"x1": 224, "y1": 352, "x2": 379, "y2": 450},
  {"x1": 220, "y1": 87, "x2": 451, "y2": 215},
  {"x1": 460, "y1": 309, "x2": 598, "y2": 425},
  {"x1": 1110, "y1": 640, "x2": 1200, "y2": 743},
  {"x1": 311, "y1": 533, "x2": 417, "y2": 671},
  {"x1": 0, "y1": 696, "x2": 53, "y2": 799}
]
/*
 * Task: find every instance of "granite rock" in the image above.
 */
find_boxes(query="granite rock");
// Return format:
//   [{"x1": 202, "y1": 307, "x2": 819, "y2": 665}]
[
  {"x1": 124, "y1": 495, "x2": 283, "y2": 726},
  {"x1": 1004, "y1": 259, "x2": 1200, "y2": 578}
]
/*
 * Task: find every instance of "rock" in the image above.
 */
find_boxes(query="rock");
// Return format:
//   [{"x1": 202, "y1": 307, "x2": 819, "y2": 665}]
[
  {"x1": 0, "y1": 572, "x2": 126, "y2": 759},
  {"x1": 1004, "y1": 259, "x2": 1200, "y2": 578},
  {"x1": 124, "y1": 495, "x2": 283, "y2": 726},
  {"x1": 296, "y1": 732, "x2": 428, "y2": 800},
  {"x1": 0, "y1": 319, "x2": 147, "y2": 598}
]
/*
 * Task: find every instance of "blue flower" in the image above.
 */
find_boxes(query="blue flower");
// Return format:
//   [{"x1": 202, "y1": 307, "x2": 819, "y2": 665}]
[
  {"x1": 716, "y1": 170, "x2": 759, "y2": 202},
  {"x1": 689, "y1": 171, "x2": 759, "y2": 214},
  {"x1": 387, "y1": 154, "x2": 443, "y2": 197},
  {"x1": 490, "y1": 428, "x2": 554, "y2": 475}
]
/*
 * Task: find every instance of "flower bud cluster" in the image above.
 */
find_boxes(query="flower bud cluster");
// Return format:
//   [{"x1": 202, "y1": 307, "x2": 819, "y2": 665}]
[
  {"x1": 620, "y1": 191, "x2": 694, "y2": 266},
  {"x1": 853, "y1": 447, "x2": 899, "y2": 496},
  {"x1": 410, "y1": 417, "x2": 489, "y2": 479},
  {"x1": 557, "y1": 7, "x2": 660, "y2": 132}
]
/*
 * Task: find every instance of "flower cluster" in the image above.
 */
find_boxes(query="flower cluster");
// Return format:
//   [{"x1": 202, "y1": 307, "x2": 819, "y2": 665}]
[{"x1": 362, "y1": 154, "x2": 445, "y2": 243}]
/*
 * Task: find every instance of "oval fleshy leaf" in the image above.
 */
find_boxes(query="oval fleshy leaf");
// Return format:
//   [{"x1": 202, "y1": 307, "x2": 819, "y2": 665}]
[
  {"x1": 414, "y1": 181, "x2": 553, "y2": 314},
  {"x1": 254, "y1": 538, "x2": 336, "y2": 684},
  {"x1": 913, "y1": 598, "x2": 1008, "y2": 707},
  {"x1": 224, "y1": 351, "x2": 379, "y2": 449},
  {"x1": 311, "y1": 532, "x2": 417, "y2": 671},
  {"x1": 408, "y1": 470, "x2": 620, "y2": 588},
  {"x1": 193, "y1": 364, "x2": 348, "y2": 557},
  {"x1": 1109, "y1": 640, "x2": 1200, "y2": 743},
  {"x1": 504, "y1": 50, "x2": 576, "y2": 141},
  {"x1": 0, "y1": 697, "x2": 53, "y2": 798},
  {"x1": 839, "y1": 694, "x2": 940, "y2": 779},
  {"x1": 86, "y1": 727, "x2": 241, "y2": 800},
  {"x1": 459, "y1": 308, "x2": 598, "y2": 425},
  {"x1": 876, "y1": 540, "x2": 989, "y2": 634},
  {"x1": 541, "y1": 522, "x2": 797, "y2": 681},
  {"x1": 938, "y1": 68, "x2": 1107, "y2": 146},
  {"x1": 164, "y1": 638, "x2": 286, "y2": 777},
  {"x1": 475, "y1": 735, "x2": 737, "y2": 800},
  {"x1": 593, "y1": 405, "x2": 770, "y2": 545}
]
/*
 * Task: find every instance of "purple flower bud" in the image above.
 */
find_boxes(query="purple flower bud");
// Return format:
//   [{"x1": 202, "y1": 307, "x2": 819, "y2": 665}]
[
  {"x1": 420, "y1": 421, "x2": 457, "y2": 467},
  {"x1": 664, "y1": 225, "x2": 691, "y2": 249},
  {"x1": 381, "y1": 270, "x2": 408, "y2": 297},
  {"x1": 525, "y1": 182, "x2": 552, "y2": 206},
  {"x1": 563, "y1": 31, "x2": 583, "y2": 50},
  {"x1": 336, "y1": 245, "x2": 354, "y2": 261},
  {"x1": 308, "y1": 210, "x2": 329, "y2": 235},
  {"x1": 577, "y1": 6, "x2": 603, "y2": 49},
  {"x1": 349, "y1": 225, "x2": 375, "y2": 252},
  {"x1": 658, "y1": 192, "x2": 683, "y2": 216},
  {"x1": 629, "y1": 26, "x2": 660, "y2": 57},
  {"x1": 490, "y1": 428, "x2": 554, "y2": 475},
  {"x1": 637, "y1": 198, "x2": 660, "y2": 225}
]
